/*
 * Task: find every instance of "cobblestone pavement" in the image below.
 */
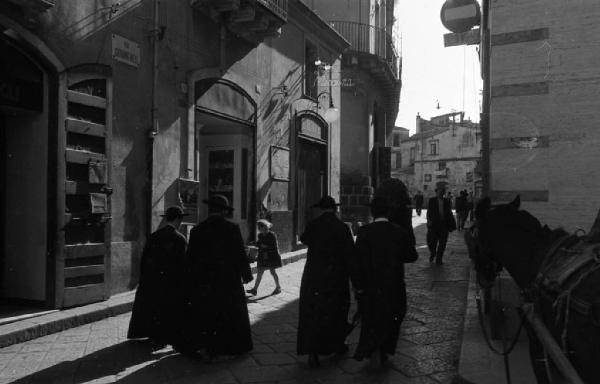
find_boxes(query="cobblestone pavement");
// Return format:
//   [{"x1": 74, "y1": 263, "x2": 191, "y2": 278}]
[{"x1": 0, "y1": 213, "x2": 471, "y2": 384}]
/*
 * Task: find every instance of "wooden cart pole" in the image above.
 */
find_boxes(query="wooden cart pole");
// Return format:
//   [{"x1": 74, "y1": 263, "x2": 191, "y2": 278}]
[{"x1": 522, "y1": 304, "x2": 584, "y2": 384}]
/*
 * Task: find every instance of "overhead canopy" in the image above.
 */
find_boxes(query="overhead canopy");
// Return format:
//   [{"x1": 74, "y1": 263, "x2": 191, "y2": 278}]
[{"x1": 195, "y1": 78, "x2": 256, "y2": 125}]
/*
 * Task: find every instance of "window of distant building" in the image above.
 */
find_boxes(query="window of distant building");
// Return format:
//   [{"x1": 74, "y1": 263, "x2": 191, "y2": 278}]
[
  {"x1": 409, "y1": 147, "x2": 415, "y2": 164},
  {"x1": 395, "y1": 153, "x2": 401, "y2": 168},
  {"x1": 393, "y1": 133, "x2": 401, "y2": 147},
  {"x1": 438, "y1": 161, "x2": 446, "y2": 171},
  {"x1": 423, "y1": 185, "x2": 428, "y2": 191},
  {"x1": 425, "y1": 174, "x2": 432, "y2": 182},
  {"x1": 462, "y1": 132, "x2": 474, "y2": 147},
  {"x1": 430, "y1": 140, "x2": 439, "y2": 155},
  {"x1": 304, "y1": 40, "x2": 318, "y2": 99}
]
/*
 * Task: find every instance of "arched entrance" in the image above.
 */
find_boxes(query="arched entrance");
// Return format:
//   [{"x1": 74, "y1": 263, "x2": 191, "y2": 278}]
[
  {"x1": 194, "y1": 78, "x2": 257, "y2": 241},
  {"x1": 0, "y1": 29, "x2": 58, "y2": 309},
  {"x1": 295, "y1": 111, "x2": 329, "y2": 238}
]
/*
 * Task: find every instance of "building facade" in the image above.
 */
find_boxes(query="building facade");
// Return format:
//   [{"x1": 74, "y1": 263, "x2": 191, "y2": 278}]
[
  {"x1": 486, "y1": 1, "x2": 600, "y2": 232},
  {"x1": 0, "y1": 0, "x2": 347, "y2": 309},
  {"x1": 395, "y1": 112, "x2": 481, "y2": 198},
  {"x1": 304, "y1": 0, "x2": 402, "y2": 224}
]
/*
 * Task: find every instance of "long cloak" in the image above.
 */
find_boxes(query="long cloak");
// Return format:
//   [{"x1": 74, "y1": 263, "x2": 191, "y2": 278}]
[
  {"x1": 353, "y1": 221, "x2": 418, "y2": 360},
  {"x1": 175, "y1": 215, "x2": 253, "y2": 355},
  {"x1": 127, "y1": 225, "x2": 187, "y2": 342},
  {"x1": 297, "y1": 212, "x2": 357, "y2": 355}
]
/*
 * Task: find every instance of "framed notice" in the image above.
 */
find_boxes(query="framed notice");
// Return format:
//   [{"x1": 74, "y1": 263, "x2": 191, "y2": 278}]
[{"x1": 270, "y1": 145, "x2": 290, "y2": 182}]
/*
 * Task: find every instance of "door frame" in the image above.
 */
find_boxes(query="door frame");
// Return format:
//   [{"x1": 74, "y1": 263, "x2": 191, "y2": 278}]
[{"x1": 0, "y1": 20, "x2": 64, "y2": 308}]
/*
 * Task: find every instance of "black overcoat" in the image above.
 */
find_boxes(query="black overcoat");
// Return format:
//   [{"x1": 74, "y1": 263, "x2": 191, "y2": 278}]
[
  {"x1": 353, "y1": 220, "x2": 418, "y2": 359},
  {"x1": 128, "y1": 225, "x2": 187, "y2": 342},
  {"x1": 175, "y1": 215, "x2": 253, "y2": 355},
  {"x1": 426, "y1": 197, "x2": 457, "y2": 233},
  {"x1": 297, "y1": 212, "x2": 357, "y2": 355}
]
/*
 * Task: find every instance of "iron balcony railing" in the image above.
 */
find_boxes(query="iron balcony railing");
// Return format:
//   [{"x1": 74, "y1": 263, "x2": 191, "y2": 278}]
[
  {"x1": 328, "y1": 20, "x2": 400, "y2": 79},
  {"x1": 256, "y1": 0, "x2": 288, "y2": 22}
]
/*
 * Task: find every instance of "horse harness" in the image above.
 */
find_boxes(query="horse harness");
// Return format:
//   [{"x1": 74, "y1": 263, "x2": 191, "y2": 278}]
[{"x1": 528, "y1": 234, "x2": 600, "y2": 351}]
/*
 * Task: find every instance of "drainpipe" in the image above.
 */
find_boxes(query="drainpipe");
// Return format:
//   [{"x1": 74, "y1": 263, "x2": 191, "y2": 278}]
[{"x1": 147, "y1": 0, "x2": 160, "y2": 235}]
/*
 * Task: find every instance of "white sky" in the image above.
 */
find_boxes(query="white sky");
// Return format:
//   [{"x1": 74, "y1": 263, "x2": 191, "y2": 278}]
[{"x1": 394, "y1": 0, "x2": 482, "y2": 134}]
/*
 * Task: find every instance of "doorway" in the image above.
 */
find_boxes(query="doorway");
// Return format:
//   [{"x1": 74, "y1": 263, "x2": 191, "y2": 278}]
[
  {"x1": 296, "y1": 138, "x2": 327, "y2": 235},
  {"x1": 196, "y1": 113, "x2": 254, "y2": 241}
]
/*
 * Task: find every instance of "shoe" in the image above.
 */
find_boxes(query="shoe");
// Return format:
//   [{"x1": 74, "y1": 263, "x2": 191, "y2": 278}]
[
  {"x1": 246, "y1": 288, "x2": 257, "y2": 296},
  {"x1": 272, "y1": 287, "x2": 281, "y2": 295}
]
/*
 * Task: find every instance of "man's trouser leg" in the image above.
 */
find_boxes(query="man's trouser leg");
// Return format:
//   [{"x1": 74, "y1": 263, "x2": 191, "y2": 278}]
[
  {"x1": 435, "y1": 230, "x2": 449, "y2": 263},
  {"x1": 426, "y1": 229, "x2": 438, "y2": 261}
]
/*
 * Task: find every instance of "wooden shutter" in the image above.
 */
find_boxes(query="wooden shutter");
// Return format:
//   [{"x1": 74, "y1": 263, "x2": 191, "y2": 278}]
[{"x1": 56, "y1": 67, "x2": 112, "y2": 308}]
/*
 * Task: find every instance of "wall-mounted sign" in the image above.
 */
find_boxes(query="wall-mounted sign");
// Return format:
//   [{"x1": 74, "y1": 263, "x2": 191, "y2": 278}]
[
  {"x1": 270, "y1": 146, "x2": 290, "y2": 182},
  {"x1": 112, "y1": 34, "x2": 140, "y2": 68}
]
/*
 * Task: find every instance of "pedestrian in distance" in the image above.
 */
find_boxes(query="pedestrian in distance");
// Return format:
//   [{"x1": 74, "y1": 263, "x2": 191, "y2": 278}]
[
  {"x1": 297, "y1": 195, "x2": 358, "y2": 368},
  {"x1": 455, "y1": 190, "x2": 468, "y2": 231},
  {"x1": 172, "y1": 194, "x2": 254, "y2": 358},
  {"x1": 353, "y1": 196, "x2": 418, "y2": 369},
  {"x1": 414, "y1": 190, "x2": 424, "y2": 217},
  {"x1": 467, "y1": 191, "x2": 475, "y2": 223},
  {"x1": 127, "y1": 206, "x2": 188, "y2": 350},
  {"x1": 426, "y1": 182, "x2": 456, "y2": 265},
  {"x1": 246, "y1": 219, "x2": 282, "y2": 296}
]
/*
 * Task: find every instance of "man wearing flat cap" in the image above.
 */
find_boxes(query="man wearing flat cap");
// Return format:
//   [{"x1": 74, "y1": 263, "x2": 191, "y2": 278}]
[
  {"x1": 128, "y1": 206, "x2": 188, "y2": 349},
  {"x1": 426, "y1": 182, "x2": 456, "y2": 264},
  {"x1": 174, "y1": 194, "x2": 254, "y2": 357},
  {"x1": 297, "y1": 195, "x2": 358, "y2": 367},
  {"x1": 353, "y1": 196, "x2": 418, "y2": 368}
]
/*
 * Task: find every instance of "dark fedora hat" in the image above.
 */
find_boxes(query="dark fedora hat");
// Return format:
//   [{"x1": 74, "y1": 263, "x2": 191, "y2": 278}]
[
  {"x1": 312, "y1": 195, "x2": 341, "y2": 210},
  {"x1": 160, "y1": 206, "x2": 190, "y2": 221},
  {"x1": 203, "y1": 194, "x2": 234, "y2": 211}
]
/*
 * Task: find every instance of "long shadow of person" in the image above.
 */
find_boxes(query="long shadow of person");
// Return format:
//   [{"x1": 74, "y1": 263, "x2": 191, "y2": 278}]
[{"x1": 10, "y1": 340, "x2": 173, "y2": 384}]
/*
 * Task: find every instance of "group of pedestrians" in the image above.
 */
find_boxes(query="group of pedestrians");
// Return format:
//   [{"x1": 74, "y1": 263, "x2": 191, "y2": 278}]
[{"x1": 128, "y1": 188, "x2": 419, "y2": 370}]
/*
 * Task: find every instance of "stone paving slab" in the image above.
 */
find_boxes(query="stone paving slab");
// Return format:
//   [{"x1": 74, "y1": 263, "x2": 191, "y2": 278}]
[
  {"x1": 0, "y1": 249, "x2": 307, "y2": 349},
  {"x1": 0, "y1": 213, "x2": 473, "y2": 383}
]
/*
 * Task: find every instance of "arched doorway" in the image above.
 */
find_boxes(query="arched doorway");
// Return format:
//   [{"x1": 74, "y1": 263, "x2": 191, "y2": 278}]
[
  {"x1": 0, "y1": 32, "x2": 55, "y2": 309},
  {"x1": 194, "y1": 78, "x2": 257, "y2": 241},
  {"x1": 295, "y1": 111, "x2": 329, "y2": 238}
]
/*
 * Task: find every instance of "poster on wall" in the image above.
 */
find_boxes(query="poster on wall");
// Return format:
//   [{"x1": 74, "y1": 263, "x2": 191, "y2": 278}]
[
  {"x1": 270, "y1": 145, "x2": 290, "y2": 182},
  {"x1": 178, "y1": 178, "x2": 199, "y2": 224}
]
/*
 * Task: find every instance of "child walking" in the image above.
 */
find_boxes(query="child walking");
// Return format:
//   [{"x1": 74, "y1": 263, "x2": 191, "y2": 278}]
[{"x1": 246, "y1": 219, "x2": 282, "y2": 296}]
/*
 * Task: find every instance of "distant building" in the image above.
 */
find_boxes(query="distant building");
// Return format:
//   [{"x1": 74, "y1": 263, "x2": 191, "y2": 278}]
[{"x1": 395, "y1": 112, "x2": 481, "y2": 198}]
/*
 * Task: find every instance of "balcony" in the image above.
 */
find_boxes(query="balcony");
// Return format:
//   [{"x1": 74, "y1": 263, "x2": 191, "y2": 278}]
[
  {"x1": 329, "y1": 21, "x2": 400, "y2": 80},
  {"x1": 329, "y1": 20, "x2": 401, "y2": 126},
  {"x1": 191, "y1": 0, "x2": 288, "y2": 43}
]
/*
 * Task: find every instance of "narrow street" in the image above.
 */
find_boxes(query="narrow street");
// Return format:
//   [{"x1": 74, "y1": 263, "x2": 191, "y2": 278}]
[{"x1": 0, "y1": 215, "x2": 471, "y2": 384}]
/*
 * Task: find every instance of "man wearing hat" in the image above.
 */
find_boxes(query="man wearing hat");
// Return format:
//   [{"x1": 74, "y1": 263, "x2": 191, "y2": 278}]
[
  {"x1": 426, "y1": 182, "x2": 456, "y2": 264},
  {"x1": 353, "y1": 196, "x2": 418, "y2": 368},
  {"x1": 174, "y1": 194, "x2": 254, "y2": 357},
  {"x1": 128, "y1": 206, "x2": 188, "y2": 349},
  {"x1": 297, "y1": 196, "x2": 358, "y2": 367}
]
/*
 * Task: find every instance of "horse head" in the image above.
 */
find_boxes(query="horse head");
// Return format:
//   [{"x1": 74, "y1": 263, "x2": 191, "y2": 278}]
[{"x1": 468, "y1": 195, "x2": 549, "y2": 288}]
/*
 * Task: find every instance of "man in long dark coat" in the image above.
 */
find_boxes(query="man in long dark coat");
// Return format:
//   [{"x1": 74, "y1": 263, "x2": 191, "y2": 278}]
[
  {"x1": 414, "y1": 191, "x2": 424, "y2": 216},
  {"x1": 127, "y1": 206, "x2": 188, "y2": 349},
  {"x1": 297, "y1": 196, "x2": 357, "y2": 367},
  {"x1": 174, "y1": 194, "x2": 253, "y2": 357},
  {"x1": 353, "y1": 196, "x2": 418, "y2": 367},
  {"x1": 426, "y1": 182, "x2": 456, "y2": 264}
]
